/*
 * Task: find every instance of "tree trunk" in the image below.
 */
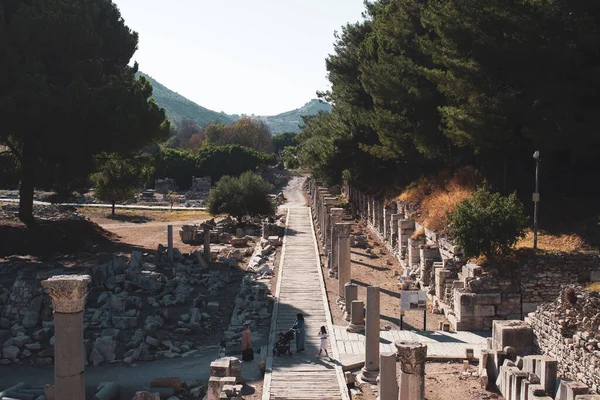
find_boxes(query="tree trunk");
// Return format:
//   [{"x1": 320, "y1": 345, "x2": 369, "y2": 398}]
[
  {"x1": 18, "y1": 172, "x2": 34, "y2": 224},
  {"x1": 112, "y1": 201, "x2": 116, "y2": 215},
  {"x1": 503, "y1": 152, "x2": 508, "y2": 195},
  {"x1": 18, "y1": 143, "x2": 35, "y2": 225}
]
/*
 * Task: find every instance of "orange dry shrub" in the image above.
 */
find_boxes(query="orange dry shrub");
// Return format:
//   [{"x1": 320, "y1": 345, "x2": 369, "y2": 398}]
[
  {"x1": 398, "y1": 177, "x2": 438, "y2": 207},
  {"x1": 422, "y1": 185, "x2": 474, "y2": 232},
  {"x1": 399, "y1": 166, "x2": 482, "y2": 234}
]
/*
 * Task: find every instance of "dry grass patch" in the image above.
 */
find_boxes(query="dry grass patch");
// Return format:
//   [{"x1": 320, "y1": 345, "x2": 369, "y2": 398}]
[
  {"x1": 586, "y1": 282, "x2": 600, "y2": 291},
  {"x1": 516, "y1": 230, "x2": 589, "y2": 252},
  {"x1": 80, "y1": 207, "x2": 210, "y2": 223},
  {"x1": 398, "y1": 167, "x2": 481, "y2": 234}
]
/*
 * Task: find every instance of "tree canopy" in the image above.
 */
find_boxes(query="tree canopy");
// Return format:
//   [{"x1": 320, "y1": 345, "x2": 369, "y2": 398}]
[
  {"x1": 297, "y1": 0, "x2": 600, "y2": 199},
  {"x1": 91, "y1": 154, "x2": 151, "y2": 215},
  {"x1": 0, "y1": 0, "x2": 169, "y2": 222},
  {"x1": 207, "y1": 171, "x2": 275, "y2": 221},
  {"x1": 204, "y1": 117, "x2": 274, "y2": 153}
]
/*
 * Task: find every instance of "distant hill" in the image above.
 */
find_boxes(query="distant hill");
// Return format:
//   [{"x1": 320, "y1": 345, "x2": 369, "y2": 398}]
[
  {"x1": 257, "y1": 99, "x2": 332, "y2": 133},
  {"x1": 138, "y1": 72, "x2": 237, "y2": 128},
  {"x1": 139, "y1": 72, "x2": 332, "y2": 133}
]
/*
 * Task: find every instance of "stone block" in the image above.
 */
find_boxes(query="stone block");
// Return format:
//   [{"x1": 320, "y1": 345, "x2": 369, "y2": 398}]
[
  {"x1": 492, "y1": 320, "x2": 533, "y2": 355},
  {"x1": 534, "y1": 356, "x2": 557, "y2": 394},
  {"x1": 556, "y1": 379, "x2": 589, "y2": 400},
  {"x1": 474, "y1": 293, "x2": 502, "y2": 305},
  {"x1": 574, "y1": 396, "x2": 600, "y2": 400},
  {"x1": 210, "y1": 359, "x2": 230, "y2": 377}
]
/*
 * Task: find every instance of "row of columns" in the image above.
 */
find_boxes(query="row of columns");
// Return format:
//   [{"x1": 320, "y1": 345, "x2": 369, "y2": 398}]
[
  {"x1": 347, "y1": 185, "x2": 414, "y2": 256},
  {"x1": 311, "y1": 180, "x2": 427, "y2": 400}
]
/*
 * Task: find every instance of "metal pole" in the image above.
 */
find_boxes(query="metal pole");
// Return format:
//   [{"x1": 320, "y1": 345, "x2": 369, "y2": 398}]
[
  {"x1": 533, "y1": 160, "x2": 539, "y2": 250},
  {"x1": 423, "y1": 309, "x2": 427, "y2": 331},
  {"x1": 400, "y1": 314, "x2": 404, "y2": 331}
]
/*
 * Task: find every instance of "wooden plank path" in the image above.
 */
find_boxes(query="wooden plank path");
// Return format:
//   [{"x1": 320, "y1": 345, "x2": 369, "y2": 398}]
[{"x1": 263, "y1": 207, "x2": 349, "y2": 400}]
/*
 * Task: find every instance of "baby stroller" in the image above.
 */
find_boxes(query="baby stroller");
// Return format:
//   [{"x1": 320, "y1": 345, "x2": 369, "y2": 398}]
[{"x1": 273, "y1": 330, "x2": 295, "y2": 356}]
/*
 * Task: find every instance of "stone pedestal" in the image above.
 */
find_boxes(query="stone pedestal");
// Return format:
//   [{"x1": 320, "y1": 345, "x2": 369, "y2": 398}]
[
  {"x1": 41, "y1": 275, "x2": 90, "y2": 400},
  {"x1": 359, "y1": 286, "x2": 380, "y2": 383},
  {"x1": 347, "y1": 300, "x2": 365, "y2": 333},
  {"x1": 336, "y1": 223, "x2": 353, "y2": 301},
  {"x1": 395, "y1": 341, "x2": 427, "y2": 400},
  {"x1": 378, "y1": 352, "x2": 398, "y2": 400},
  {"x1": 343, "y1": 283, "x2": 358, "y2": 320}
]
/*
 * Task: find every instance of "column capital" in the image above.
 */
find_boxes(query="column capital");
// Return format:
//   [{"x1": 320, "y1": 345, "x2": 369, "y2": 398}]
[
  {"x1": 42, "y1": 275, "x2": 90, "y2": 314},
  {"x1": 395, "y1": 341, "x2": 427, "y2": 374},
  {"x1": 334, "y1": 222, "x2": 353, "y2": 238}
]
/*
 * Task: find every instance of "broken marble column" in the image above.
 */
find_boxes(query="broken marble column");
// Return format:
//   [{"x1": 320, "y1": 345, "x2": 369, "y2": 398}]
[
  {"x1": 347, "y1": 300, "x2": 365, "y2": 333},
  {"x1": 343, "y1": 283, "x2": 358, "y2": 320},
  {"x1": 390, "y1": 213, "x2": 400, "y2": 251},
  {"x1": 336, "y1": 223, "x2": 353, "y2": 301},
  {"x1": 323, "y1": 197, "x2": 337, "y2": 251},
  {"x1": 41, "y1": 275, "x2": 90, "y2": 400},
  {"x1": 378, "y1": 352, "x2": 399, "y2": 400},
  {"x1": 317, "y1": 188, "x2": 329, "y2": 236},
  {"x1": 359, "y1": 286, "x2": 381, "y2": 383},
  {"x1": 395, "y1": 341, "x2": 427, "y2": 400},
  {"x1": 329, "y1": 208, "x2": 344, "y2": 275},
  {"x1": 384, "y1": 206, "x2": 393, "y2": 242}
]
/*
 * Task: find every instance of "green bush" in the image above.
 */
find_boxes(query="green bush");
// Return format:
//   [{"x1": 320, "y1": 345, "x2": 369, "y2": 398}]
[
  {"x1": 447, "y1": 187, "x2": 528, "y2": 258},
  {"x1": 207, "y1": 171, "x2": 275, "y2": 221}
]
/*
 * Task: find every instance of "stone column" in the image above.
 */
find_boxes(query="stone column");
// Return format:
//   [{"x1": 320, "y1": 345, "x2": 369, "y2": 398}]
[
  {"x1": 317, "y1": 188, "x2": 329, "y2": 236},
  {"x1": 384, "y1": 207, "x2": 393, "y2": 242},
  {"x1": 377, "y1": 202, "x2": 385, "y2": 235},
  {"x1": 359, "y1": 286, "x2": 381, "y2": 383},
  {"x1": 370, "y1": 197, "x2": 376, "y2": 226},
  {"x1": 203, "y1": 225, "x2": 211, "y2": 261},
  {"x1": 329, "y1": 208, "x2": 344, "y2": 275},
  {"x1": 343, "y1": 283, "x2": 358, "y2": 320},
  {"x1": 378, "y1": 352, "x2": 399, "y2": 400},
  {"x1": 336, "y1": 223, "x2": 353, "y2": 301},
  {"x1": 395, "y1": 341, "x2": 427, "y2": 400},
  {"x1": 347, "y1": 300, "x2": 365, "y2": 333},
  {"x1": 41, "y1": 275, "x2": 90, "y2": 400},
  {"x1": 323, "y1": 197, "x2": 337, "y2": 251},
  {"x1": 390, "y1": 214, "x2": 400, "y2": 251}
]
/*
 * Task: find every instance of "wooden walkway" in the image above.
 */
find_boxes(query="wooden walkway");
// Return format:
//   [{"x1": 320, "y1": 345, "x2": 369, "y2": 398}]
[{"x1": 262, "y1": 207, "x2": 349, "y2": 400}]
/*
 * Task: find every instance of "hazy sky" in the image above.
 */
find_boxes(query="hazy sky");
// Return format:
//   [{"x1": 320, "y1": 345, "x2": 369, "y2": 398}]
[{"x1": 112, "y1": 0, "x2": 366, "y2": 116}]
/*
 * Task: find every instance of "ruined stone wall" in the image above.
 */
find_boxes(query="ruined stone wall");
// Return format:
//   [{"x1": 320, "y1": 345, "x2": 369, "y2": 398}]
[
  {"x1": 525, "y1": 286, "x2": 600, "y2": 393},
  {"x1": 520, "y1": 254, "x2": 600, "y2": 314}
]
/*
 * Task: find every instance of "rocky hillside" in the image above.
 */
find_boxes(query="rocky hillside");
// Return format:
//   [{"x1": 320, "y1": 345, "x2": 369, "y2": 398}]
[
  {"x1": 138, "y1": 72, "x2": 237, "y2": 128},
  {"x1": 139, "y1": 72, "x2": 331, "y2": 133}
]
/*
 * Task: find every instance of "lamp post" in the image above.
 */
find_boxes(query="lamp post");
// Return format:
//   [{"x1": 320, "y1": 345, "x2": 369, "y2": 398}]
[{"x1": 533, "y1": 151, "x2": 540, "y2": 250}]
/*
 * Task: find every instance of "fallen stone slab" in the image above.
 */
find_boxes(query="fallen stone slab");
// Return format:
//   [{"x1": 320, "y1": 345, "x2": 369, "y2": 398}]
[
  {"x1": 93, "y1": 382, "x2": 120, "y2": 400},
  {"x1": 149, "y1": 378, "x2": 181, "y2": 394}
]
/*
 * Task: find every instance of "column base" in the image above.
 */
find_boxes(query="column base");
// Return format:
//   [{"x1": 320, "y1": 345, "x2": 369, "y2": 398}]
[
  {"x1": 358, "y1": 367, "x2": 379, "y2": 383},
  {"x1": 347, "y1": 323, "x2": 365, "y2": 333}
]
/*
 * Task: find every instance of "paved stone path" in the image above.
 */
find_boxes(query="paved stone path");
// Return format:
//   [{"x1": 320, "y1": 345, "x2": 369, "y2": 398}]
[
  {"x1": 332, "y1": 326, "x2": 490, "y2": 368},
  {"x1": 262, "y1": 207, "x2": 349, "y2": 400}
]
